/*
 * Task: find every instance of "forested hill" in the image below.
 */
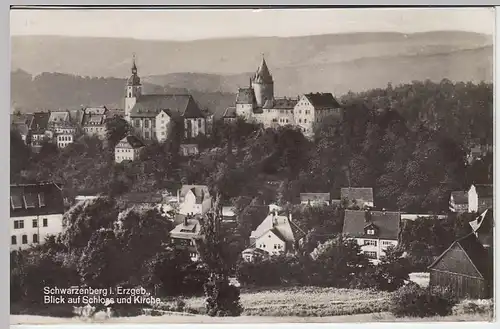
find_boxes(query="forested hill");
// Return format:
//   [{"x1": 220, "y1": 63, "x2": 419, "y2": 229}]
[{"x1": 10, "y1": 70, "x2": 236, "y2": 118}]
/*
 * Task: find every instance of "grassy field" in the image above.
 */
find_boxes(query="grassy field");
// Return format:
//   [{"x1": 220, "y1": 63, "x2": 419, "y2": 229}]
[{"x1": 169, "y1": 286, "x2": 393, "y2": 317}]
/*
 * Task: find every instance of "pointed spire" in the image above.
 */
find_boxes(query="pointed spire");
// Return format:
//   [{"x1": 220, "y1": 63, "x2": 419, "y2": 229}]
[
  {"x1": 254, "y1": 53, "x2": 273, "y2": 84},
  {"x1": 131, "y1": 53, "x2": 137, "y2": 74}
]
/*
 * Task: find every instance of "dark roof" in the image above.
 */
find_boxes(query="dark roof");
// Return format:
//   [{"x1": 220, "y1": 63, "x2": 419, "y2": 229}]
[
  {"x1": 252, "y1": 56, "x2": 274, "y2": 84},
  {"x1": 340, "y1": 187, "x2": 374, "y2": 203},
  {"x1": 451, "y1": 191, "x2": 468, "y2": 204},
  {"x1": 470, "y1": 209, "x2": 493, "y2": 247},
  {"x1": 29, "y1": 112, "x2": 50, "y2": 133},
  {"x1": 273, "y1": 98, "x2": 298, "y2": 109},
  {"x1": 429, "y1": 232, "x2": 492, "y2": 280},
  {"x1": 473, "y1": 184, "x2": 493, "y2": 198},
  {"x1": 223, "y1": 107, "x2": 237, "y2": 118},
  {"x1": 236, "y1": 88, "x2": 256, "y2": 105},
  {"x1": 130, "y1": 94, "x2": 204, "y2": 119},
  {"x1": 304, "y1": 93, "x2": 341, "y2": 109},
  {"x1": 10, "y1": 182, "x2": 64, "y2": 217},
  {"x1": 116, "y1": 135, "x2": 144, "y2": 149},
  {"x1": 179, "y1": 185, "x2": 210, "y2": 203},
  {"x1": 343, "y1": 210, "x2": 401, "y2": 240}
]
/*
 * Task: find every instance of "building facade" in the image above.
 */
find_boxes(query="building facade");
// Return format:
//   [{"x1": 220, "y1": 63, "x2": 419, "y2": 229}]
[
  {"x1": 468, "y1": 184, "x2": 493, "y2": 213},
  {"x1": 114, "y1": 135, "x2": 145, "y2": 163},
  {"x1": 81, "y1": 106, "x2": 108, "y2": 139},
  {"x1": 177, "y1": 185, "x2": 212, "y2": 216},
  {"x1": 169, "y1": 215, "x2": 204, "y2": 261},
  {"x1": 10, "y1": 182, "x2": 65, "y2": 251}
]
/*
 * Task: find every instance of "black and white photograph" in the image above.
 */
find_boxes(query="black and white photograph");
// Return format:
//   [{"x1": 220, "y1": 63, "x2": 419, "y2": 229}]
[{"x1": 9, "y1": 6, "x2": 495, "y2": 324}]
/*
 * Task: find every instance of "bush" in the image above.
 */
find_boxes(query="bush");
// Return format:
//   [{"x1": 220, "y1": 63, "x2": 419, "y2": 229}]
[
  {"x1": 390, "y1": 283, "x2": 457, "y2": 317},
  {"x1": 452, "y1": 299, "x2": 493, "y2": 316},
  {"x1": 204, "y1": 277, "x2": 243, "y2": 317}
]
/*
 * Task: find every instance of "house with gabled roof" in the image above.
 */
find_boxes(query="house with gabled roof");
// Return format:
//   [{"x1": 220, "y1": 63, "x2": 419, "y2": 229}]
[
  {"x1": 28, "y1": 112, "x2": 51, "y2": 151},
  {"x1": 114, "y1": 135, "x2": 145, "y2": 163},
  {"x1": 169, "y1": 214, "x2": 204, "y2": 261},
  {"x1": 449, "y1": 190, "x2": 469, "y2": 213},
  {"x1": 468, "y1": 184, "x2": 493, "y2": 213},
  {"x1": 340, "y1": 187, "x2": 374, "y2": 209},
  {"x1": 177, "y1": 185, "x2": 212, "y2": 216},
  {"x1": 294, "y1": 92, "x2": 342, "y2": 136},
  {"x1": 243, "y1": 208, "x2": 306, "y2": 261},
  {"x1": 428, "y1": 232, "x2": 493, "y2": 299},
  {"x1": 10, "y1": 182, "x2": 64, "y2": 251},
  {"x1": 342, "y1": 210, "x2": 401, "y2": 262}
]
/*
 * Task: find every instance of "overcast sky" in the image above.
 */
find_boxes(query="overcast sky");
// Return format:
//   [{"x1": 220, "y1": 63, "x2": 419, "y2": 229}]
[{"x1": 10, "y1": 8, "x2": 495, "y2": 40}]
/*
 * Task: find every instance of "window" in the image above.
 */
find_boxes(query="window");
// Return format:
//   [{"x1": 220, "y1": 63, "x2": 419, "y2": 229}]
[
  {"x1": 33, "y1": 234, "x2": 39, "y2": 244},
  {"x1": 22, "y1": 235, "x2": 28, "y2": 244},
  {"x1": 128, "y1": 92, "x2": 131, "y2": 97},
  {"x1": 364, "y1": 240, "x2": 377, "y2": 246},
  {"x1": 144, "y1": 119, "x2": 149, "y2": 128},
  {"x1": 198, "y1": 119, "x2": 202, "y2": 128},
  {"x1": 14, "y1": 220, "x2": 24, "y2": 229},
  {"x1": 33, "y1": 219, "x2": 38, "y2": 228},
  {"x1": 382, "y1": 241, "x2": 393, "y2": 246},
  {"x1": 367, "y1": 229, "x2": 375, "y2": 235},
  {"x1": 304, "y1": 119, "x2": 307, "y2": 123},
  {"x1": 162, "y1": 131, "x2": 166, "y2": 136},
  {"x1": 11, "y1": 235, "x2": 16, "y2": 245},
  {"x1": 299, "y1": 110, "x2": 302, "y2": 114},
  {"x1": 364, "y1": 251, "x2": 377, "y2": 259},
  {"x1": 43, "y1": 218, "x2": 48, "y2": 227},
  {"x1": 135, "y1": 119, "x2": 140, "y2": 128},
  {"x1": 145, "y1": 131, "x2": 150, "y2": 139},
  {"x1": 299, "y1": 119, "x2": 302, "y2": 123}
]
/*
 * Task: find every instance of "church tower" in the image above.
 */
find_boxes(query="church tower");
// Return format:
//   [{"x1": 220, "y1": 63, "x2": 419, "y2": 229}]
[
  {"x1": 124, "y1": 54, "x2": 142, "y2": 122},
  {"x1": 251, "y1": 55, "x2": 274, "y2": 107}
]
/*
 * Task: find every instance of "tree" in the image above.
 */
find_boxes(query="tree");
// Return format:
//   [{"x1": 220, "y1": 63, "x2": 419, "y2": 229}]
[
  {"x1": 310, "y1": 234, "x2": 369, "y2": 287},
  {"x1": 105, "y1": 116, "x2": 131, "y2": 148},
  {"x1": 199, "y1": 196, "x2": 243, "y2": 317}
]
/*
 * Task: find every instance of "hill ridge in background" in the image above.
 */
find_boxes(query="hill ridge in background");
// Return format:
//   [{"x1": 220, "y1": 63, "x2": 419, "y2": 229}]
[{"x1": 10, "y1": 31, "x2": 493, "y2": 118}]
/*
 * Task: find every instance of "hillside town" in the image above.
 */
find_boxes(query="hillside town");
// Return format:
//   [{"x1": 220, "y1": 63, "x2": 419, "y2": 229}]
[{"x1": 10, "y1": 54, "x2": 494, "y2": 320}]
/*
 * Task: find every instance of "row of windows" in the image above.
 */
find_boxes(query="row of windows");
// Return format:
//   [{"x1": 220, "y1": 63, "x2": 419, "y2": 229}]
[
  {"x1": 116, "y1": 155, "x2": 134, "y2": 161},
  {"x1": 364, "y1": 251, "x2": 377, "y2": 259},
  {"x1": 116, "y1": 148, "x2": 132, "y2": 153},
  {"x1": 85, "y1": 127, "x2": 105, "y2": 132},
  {"x1": 14, "y1": 218, "x2": 48, "y2": 229},
  {"x1": 57, "y1": 135, "x2": 72, "y2": 141},
  {"x1": 11, "y1": 234, "x2": 39, "y2": 245},
  {"x1": 364, "y1": 240, "x2": 377, "y2": 246},
  {"x1": 298, "y1": 118, "x2": 308, "y2": 124},
  {"x1": 273, "y1": 244, "x2": 282, "y2": 250},
  {"x1": 297, "y1": 109, "x2": 311, "y2": 115}
]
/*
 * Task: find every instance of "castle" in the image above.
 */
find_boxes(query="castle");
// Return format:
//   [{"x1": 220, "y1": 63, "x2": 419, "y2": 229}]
[{"x1": 223, "y1": 56, "x2": 343, "y2": 137}]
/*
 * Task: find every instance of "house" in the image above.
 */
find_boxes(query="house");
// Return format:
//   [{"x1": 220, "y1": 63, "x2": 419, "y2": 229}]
[
  {"x1": 47, "y1": 110, "x2": 77, "y2": 148},
  {"x1": 468, "y1": 184, "x2": 493, "y2": 213},
  {"x1": 177, "y1": 185, "x2": 212, "y2": 216},
  {"x1": 222, "y1": 206, "x2": 237, "y2": 222},
  {"x1": 469, "y1": 209, "x2": 493, "y2": 249},
  {"x1": 10, "y1": 182, "x2": 65, "y2": 251},
  {"x1": 28, "y1": 112, "x2": 51, "y2": 152},
  {"x1": 428, "y1": 232, "x2": 493, "y2": 299},
  {"x1": 169, "y1": 214, "x2": 204, "y2": 261},
  {"x1": 245, "y1": 208, "x2": 306, "y2": 259},
  {"x1": 293, "y1": 92, "x2": 342, "y2": 136},
  {"x1": 342, "y1": 210, "x2": 401, "y2": 262},
  {"x1": 11, "y1": 112, "x2": 33, "y2": 144},
  {"x1": 81, "y1": 106, "x2": 108, "y2": 139},
  {"x1": 340, "y1": 187, "x2": 374, "y2": 209},
  {"x1": 118, "y1": 191, "x2": 174, "y2": 216},
  {"x1": 114, "y1": 135, "x2": 145, "y2": 163},
  {"x1": 223, "y1": 107, "x2": 237, "y2": 123},
  {"x1": 300, "y1": 193, "x2": 330, "y2": 206},
  {"x1": 123, "y1": 56, "x2": 206, "y2": 141},
  {"x1": 449, "y1": 191, "x2": 469, "y2": 213},
  {"x1": 241, "y1": 247, "x2": 270, "y2": 263},
  {"x1": 179, "y1": 144, "x2": 199, "y2": 157}
]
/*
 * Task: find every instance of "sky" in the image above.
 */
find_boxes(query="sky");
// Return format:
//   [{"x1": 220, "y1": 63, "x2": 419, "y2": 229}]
[{"x1": 10, "y1": 7, "x2": 495, "y2": 40}]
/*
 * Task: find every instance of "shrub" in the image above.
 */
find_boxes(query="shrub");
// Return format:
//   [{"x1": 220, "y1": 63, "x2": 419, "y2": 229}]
[
  {"x1": 390, "y1": 283, "x2": 457, "y2": 317},
  {"x1": 452, "y1": 299, "x2": 494, "y2": 316},
  {"x1": 204, "y1": 277, "x2": 243, "y2": 317}
]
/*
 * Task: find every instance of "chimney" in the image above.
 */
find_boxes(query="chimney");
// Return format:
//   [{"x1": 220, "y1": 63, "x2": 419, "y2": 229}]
[
  {"x1": 183, "y1": 216, "x2": 188, "y2": 226},
  {"x1": 364, "y1": 210, "x2": 371, "y2": 223}
]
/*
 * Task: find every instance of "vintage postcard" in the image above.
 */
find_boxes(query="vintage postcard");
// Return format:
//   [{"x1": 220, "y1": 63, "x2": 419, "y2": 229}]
[{"x1": 9, "y1": 6, "x2": 495, "y2": 325}]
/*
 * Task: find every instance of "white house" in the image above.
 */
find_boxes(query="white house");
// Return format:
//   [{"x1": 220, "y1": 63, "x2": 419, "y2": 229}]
[
  {"x1": 177, "y1": 185, "x2": 212, "y2": 216},
  {"x1": 342, "y1": 210, "x2": 401, "y2": 263},
  {"x1": 179, "y1": 144, "x2": 200, "y2": 157},
  {"x1": 114, "y1": 135, "x2": 145, "y2": 163},
  {"x1": 468, "y1": 184, "x2": 493, "y2": 213},
  {"x1": 81, "y1": 106, "x2": 108, "y2": 139},
  {"x1": 169, "y1": 215, "x2": 204, "y2": 261},
  {"x1": 10, "y1": 182, "x2": 65, "y2": 251},
  {"x1": 293, "y1": 93, "x2": 342, "y2": 136},
  {"x1": 244, "y1": 207, "x2": 305, "y2": 261}
]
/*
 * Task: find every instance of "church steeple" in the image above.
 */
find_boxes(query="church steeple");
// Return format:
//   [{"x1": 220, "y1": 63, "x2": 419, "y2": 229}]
[
  {"x1": 125, "y1": 53, "x2": 142, "y2": 122},
  {"x1": 127, "y1": 53, "x2": 141, "y2": 86},
  {"x1": 131, "y1": 53, "x2": 138, "y2": 75}
]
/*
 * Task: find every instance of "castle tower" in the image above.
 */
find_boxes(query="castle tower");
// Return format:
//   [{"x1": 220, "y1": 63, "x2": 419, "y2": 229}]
[
  {"x1": 124, "y1": 54, "x2": 142, "y2": 122},
  {"x1": 251, "y1": 55, "x2": 274, "y2": 107}
]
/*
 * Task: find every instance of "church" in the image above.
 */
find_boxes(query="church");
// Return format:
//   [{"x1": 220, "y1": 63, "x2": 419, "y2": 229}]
[
  {"x1": 124, "y1": 56, "x2": 207, "y2": 142},
  {"x1": 223, "y1": 56, "x2": 343, "y2": 137}
]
